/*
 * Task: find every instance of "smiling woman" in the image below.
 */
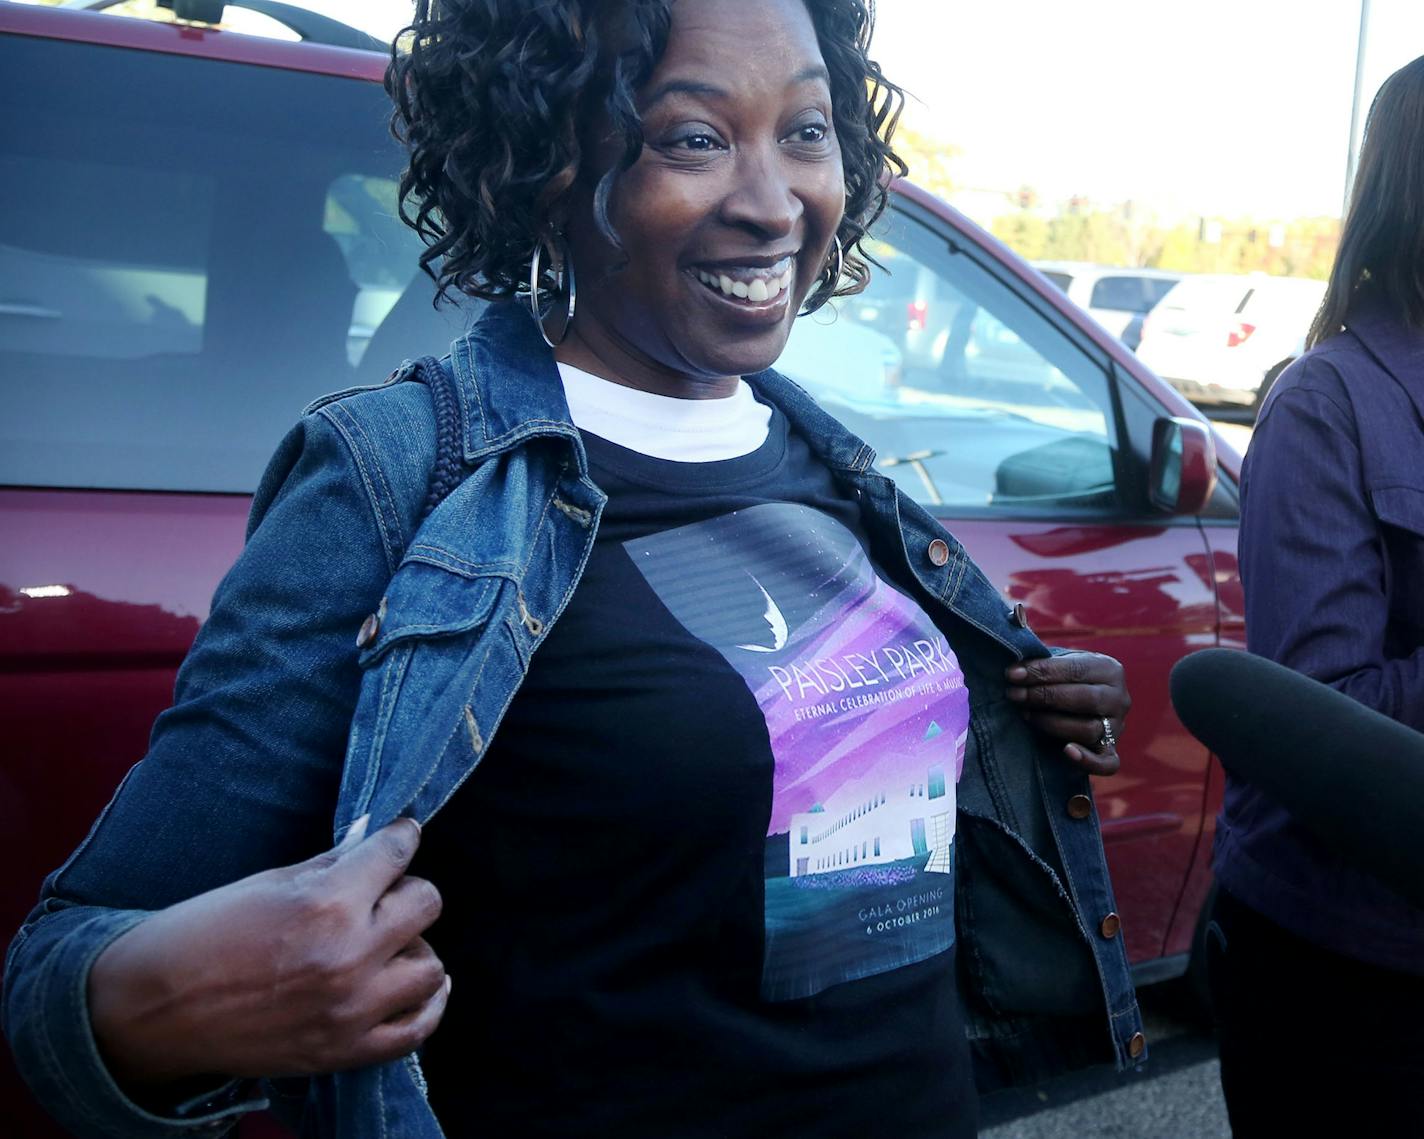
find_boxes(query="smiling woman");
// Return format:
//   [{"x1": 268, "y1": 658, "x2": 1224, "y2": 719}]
[
  {"x1": 3, "y1": 2, "x2": 1143, "y2": 1138},
  {"x1": 390, "y1": 0, "x2": 903, "y2": 385}
]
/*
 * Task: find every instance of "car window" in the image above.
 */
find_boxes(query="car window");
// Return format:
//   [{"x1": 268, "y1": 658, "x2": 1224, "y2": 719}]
[
  {"x1": 1089, "y1": 275, "x2": 1176, "y2": 315},
  {"x1": 1239, "y1": 279, "x2": 1326, "y2": 320},
  {"x1": 1142, "y1": 277, "x2": 1179, "y2": 309},
  {"x1": 774, "y1": 212, "x2": 1120, "y2": 515},
  {"x1": 1157, "y1": 276, "x2": 1251, "y2": 314},
  {"x1": 323, "y1": 173, "x2": 429, "y2": 366},
  {"x1": 0, "y1": 36, "x2": 471, "y2": 493}
]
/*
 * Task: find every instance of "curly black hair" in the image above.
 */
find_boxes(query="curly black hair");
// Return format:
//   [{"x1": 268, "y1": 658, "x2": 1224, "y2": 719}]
[{"x1": 387, "y1": 0, "x2": 906, "y2": 310}]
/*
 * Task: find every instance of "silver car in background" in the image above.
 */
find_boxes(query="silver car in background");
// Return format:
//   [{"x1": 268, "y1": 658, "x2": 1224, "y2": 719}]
[
  {"x1": 1135, "y1": 273, "x2": 1325, "y2": 409},
  {"x1": 1033, "y1": 262, "x2": 1183, "y2": 349}
]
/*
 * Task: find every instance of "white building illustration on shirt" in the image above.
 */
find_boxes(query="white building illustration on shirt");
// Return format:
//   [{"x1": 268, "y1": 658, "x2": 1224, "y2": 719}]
[{"x1": 786, "y1": 726, "x2": 967, "y2": 879}]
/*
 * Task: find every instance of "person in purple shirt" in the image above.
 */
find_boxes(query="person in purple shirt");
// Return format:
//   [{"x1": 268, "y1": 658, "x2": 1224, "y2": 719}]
[{"x1": 1210, "y1": 54, "x2": 1424, "y2": 1136}]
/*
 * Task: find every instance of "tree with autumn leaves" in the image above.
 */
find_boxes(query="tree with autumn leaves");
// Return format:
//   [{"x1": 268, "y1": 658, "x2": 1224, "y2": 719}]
[{"x1": 890, "y1": 114, "x2": 1339, "y2": 278}]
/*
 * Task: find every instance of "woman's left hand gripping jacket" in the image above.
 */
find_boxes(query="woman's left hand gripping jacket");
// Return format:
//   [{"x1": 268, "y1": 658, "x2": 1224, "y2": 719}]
[
  {"x1": 1004, "y1": 650, "x2": 1131, "y2": 777},
  {"x1": 3, "y1": 409, "x2": 404, "y2": 1138}
]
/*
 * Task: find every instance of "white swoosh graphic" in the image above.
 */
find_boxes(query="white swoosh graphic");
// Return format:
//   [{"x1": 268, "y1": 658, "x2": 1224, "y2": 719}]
[{"x1": 736, "y1": 574, "x2": 789, "y2": 653}]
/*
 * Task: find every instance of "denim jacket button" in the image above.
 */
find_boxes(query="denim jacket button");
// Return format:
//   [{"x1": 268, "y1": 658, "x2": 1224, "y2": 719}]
[
  {"x1": 927, "y1": 538, "x2": 950, "y2": 567},
  {"x1": 1099, "y1": 912, "x2": 1122, "y2": 939},
  {"x1": 1067, "y1": 794, "x2": 1093, "y2": 820},
  {"x1": 1009, "y1": 602, "x2": 1030, "y2": 630},
  {"x1": 1128, "y1": 1031, "x2": 1147, "y2": 1059},
  {"x1": 356, "y1": 612, "x2": 381, "y2": 649}
]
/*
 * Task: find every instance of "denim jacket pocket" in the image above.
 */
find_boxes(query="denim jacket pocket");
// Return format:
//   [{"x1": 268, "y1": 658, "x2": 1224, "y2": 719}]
[
  {"x1": 355, "y1": 560, "x2": 501, "y2": 668},
  {"x1": 340, "y1": 559, "x2": 510, "y2": 826},
  {"x1": 954, "y1": 696, "x2": 1132, "y2": 1087},
  {"x1": 955, "y1": 810, "x2": 1098, "y2": 1022}
]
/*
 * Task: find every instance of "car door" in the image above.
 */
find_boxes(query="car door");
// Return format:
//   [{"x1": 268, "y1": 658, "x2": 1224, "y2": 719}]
[{"x1": 775, "y1": 202, "x2": 1221, "y2": 968}]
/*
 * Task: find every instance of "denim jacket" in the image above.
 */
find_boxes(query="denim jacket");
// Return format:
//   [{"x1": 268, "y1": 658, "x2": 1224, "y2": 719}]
[{"x1": 4, "y1": 303, "x2": 1142, "y2": 1139}]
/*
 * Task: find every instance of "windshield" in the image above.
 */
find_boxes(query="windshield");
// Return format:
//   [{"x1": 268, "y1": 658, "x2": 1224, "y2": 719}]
[{"x1": 0, "y1": 34, "x2": 475, "y2": 493}]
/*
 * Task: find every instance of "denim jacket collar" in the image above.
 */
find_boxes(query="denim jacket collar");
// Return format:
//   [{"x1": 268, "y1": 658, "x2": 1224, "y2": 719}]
[{"x1": 452, "y1": 303, "x2": 583, "y2": 466}]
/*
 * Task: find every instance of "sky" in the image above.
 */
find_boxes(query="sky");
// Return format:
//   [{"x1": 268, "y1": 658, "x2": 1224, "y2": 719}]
[
  {"x1": 871, "y1": 0, "x2": 1424, "y2": 221},
  {"x1": 48, "y1": 0, "x2": 1424, "y2": 221}
]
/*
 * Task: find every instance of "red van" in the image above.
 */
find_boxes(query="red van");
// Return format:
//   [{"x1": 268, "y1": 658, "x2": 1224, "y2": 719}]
[{"x1": 0, "y1": 4, "x2": 1242, "y2": 1134}]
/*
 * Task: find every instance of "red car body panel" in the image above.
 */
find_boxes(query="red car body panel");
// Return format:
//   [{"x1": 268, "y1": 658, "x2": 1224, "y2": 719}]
[
  {"x1": 0, "y1": 489, "x2": 249, "y2": 1138},
  {"x1": 887, "y1": 179, "x2": 1238, "y2": 965},
  {"x1": 0, "y1": 5, "x2": 1239, "y2": 1134},
  {"x1": 0, "y1": 489, "x2": 246, "y2": 921},
  {"x1": 1159, "y1": 526, "x2": 1245, "y2": 961},
  {"x1": 950, "y1": 519, "x2": 1219, "y2": 963}
]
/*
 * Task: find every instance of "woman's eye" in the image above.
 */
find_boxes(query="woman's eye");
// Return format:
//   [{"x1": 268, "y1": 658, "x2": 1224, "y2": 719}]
[
  {"x1": 674, "y1": 133, "x2": 721, "y2": 152},
  {"x1": 789, "y1": 123, "x2": 829, "y2": 144}
]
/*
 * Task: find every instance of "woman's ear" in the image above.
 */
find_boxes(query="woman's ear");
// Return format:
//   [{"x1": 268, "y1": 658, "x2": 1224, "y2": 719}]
[
  {"x1": 534, "y1": 152, "x2": 582, "y2": 226},
  {"x1": 544, "y1": 202, "x2": 571, "y2": 237}
]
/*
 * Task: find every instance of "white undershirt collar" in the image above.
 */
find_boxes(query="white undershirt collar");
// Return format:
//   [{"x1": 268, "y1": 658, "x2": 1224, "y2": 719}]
[{"x1": 556, "y1": 362, "x2": 772, "y2": 462}]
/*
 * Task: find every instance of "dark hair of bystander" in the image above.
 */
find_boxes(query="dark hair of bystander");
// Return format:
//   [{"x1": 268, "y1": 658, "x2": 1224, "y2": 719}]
[{"x1": 1310, "y1": 54, "x2": 1424, "y2": 347}]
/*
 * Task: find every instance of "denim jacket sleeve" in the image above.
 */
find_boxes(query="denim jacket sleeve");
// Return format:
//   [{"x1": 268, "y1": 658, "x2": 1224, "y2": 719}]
[
  {"x1": 1243, "y1": 363, "x2": 1424, "y2": 729},
  {"x1": 2, "y1": 409, "x2": 399, "y2": 1139}
]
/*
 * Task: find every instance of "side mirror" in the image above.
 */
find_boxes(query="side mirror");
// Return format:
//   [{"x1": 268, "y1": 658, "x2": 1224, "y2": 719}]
[{"x1": 1150, "y1": 417, "x2": 1217, "y2": 515}]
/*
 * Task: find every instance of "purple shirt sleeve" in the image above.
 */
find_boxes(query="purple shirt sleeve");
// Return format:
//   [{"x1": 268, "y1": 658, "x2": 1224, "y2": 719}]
[{"x1": 1241, "y1": 364, "x2": 1424, "y2": 730}]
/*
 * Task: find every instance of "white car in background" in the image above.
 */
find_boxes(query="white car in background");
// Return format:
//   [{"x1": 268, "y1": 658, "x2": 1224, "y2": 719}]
[
  {"x1": 1135, "y1": 273, "x2": 1325, "y2": 408},
  {"x1": 1033, "y1": 262, "x2": 1182, "y2": 349}
]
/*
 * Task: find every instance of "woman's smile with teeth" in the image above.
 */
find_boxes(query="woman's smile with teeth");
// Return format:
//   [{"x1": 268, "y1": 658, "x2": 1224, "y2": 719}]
[{"x1": 694, "y1": 260, "x2": 795, "y2": 304}]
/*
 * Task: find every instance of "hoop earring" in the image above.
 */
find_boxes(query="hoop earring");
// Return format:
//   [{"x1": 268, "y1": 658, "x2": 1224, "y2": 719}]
[
  {"x1": 528, "y1": 230, "x2": 577, "y2": 348},
  {"x1": 799, "y1": 233, "x2": 845, "y2": 316}
]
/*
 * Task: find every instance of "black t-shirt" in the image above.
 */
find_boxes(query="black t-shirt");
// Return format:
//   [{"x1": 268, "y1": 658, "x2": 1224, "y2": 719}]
[{"x1": 419, "y1": 409, "x2": 978, "y2": 1137}]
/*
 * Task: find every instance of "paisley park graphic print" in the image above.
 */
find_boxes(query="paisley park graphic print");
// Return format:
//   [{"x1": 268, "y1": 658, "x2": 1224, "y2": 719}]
[{"x1": 626, "y1": 503, "x2": 970, "y2": 1001}]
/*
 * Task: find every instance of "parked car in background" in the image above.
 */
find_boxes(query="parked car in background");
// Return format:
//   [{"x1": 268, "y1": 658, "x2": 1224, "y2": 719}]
[
  {"x1": 1033, "y1": 262, "x2": 1183, "y2": 350},
  {"x1": 1135, "y1": 272, "x2": 1326, "y2": 409},
  {"x1": 840, "y1": 240, "x2": 964, "y2": 371},
  {"x1": 0, "y1": 2, "x2": 1246, "y2": 1134}
]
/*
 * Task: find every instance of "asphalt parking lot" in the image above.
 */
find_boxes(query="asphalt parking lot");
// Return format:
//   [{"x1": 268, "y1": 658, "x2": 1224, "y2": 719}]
[{"x1": 980, "y1": 982, "x2": 1230, "y2": 1138}]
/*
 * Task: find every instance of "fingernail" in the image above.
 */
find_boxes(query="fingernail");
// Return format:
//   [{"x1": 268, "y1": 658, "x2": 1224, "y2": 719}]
[
  {"x1": 1006, "y1": 666, "x2": 1028, "y2": 682},
  {"x1": 444, "y1": 975, "x2": 453, "y2": 997},
  {"x1": 1005, "y1": 687, "x2": 1026, "y2": 702},
  {"x1": 406, "y1": 816, "x2": 423, "y2": 836},
  {"x1": 1064, "y1": 744, "x2": 1081, "y2": 762},
  {"x1": 338, "y1": 814, "x2": 371, "y2": 848}
]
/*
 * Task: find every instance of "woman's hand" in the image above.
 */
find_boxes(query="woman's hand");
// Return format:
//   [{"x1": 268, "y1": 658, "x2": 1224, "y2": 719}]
[
  {"x1": 88, "y1": 817, "x2": 449, "y2": 1088},
  {"x1": 1004, "y1": 651, "x2": 1130, "y2": 776}
]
